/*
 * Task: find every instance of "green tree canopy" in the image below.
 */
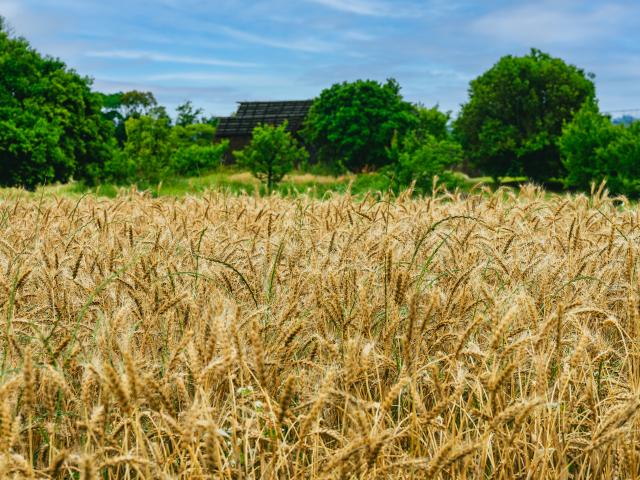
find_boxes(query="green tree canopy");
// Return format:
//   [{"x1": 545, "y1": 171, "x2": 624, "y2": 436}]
[
  {"x1": 0, "y1": 17, "x2": 115, "y2": 189},
  {"x1": 455, "y1": 49, "x2": 595, "y2": 182},
  {"x1": 175, "y1": 100, "x2": 204, "y2": 126},
  {"x1": 119, "y1": 112, "x2": 173, "y2": 185},
  {"x1": 98, "y1": 90, "x2": 160, "y2": 146},
  {"x1": 387, "y1": 132, "x2": 463, "y2": 194},
  {"x1": 414, "y1": 104, "x2": 451, "y2": 141},
  {"x1": 302, "y1": 79, "x2": 418, "y2": 172},
  {"x1": 234, "y1": 122, "x2": 308, "y2": 193},
  {"x1": 560, "y1": 101, "x2": 640, "y2": 196},
  {"x1": 169, "y1": 123, "x2": 228, "y2": 176}
]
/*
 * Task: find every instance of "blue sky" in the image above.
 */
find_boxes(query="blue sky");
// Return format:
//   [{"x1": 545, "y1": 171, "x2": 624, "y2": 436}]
[{"x1": 2, "y1": 0, "x2": 639, "y2": 117}]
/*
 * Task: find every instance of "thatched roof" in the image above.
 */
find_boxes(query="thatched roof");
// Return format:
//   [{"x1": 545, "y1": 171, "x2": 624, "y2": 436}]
[{"x1": 216, "y1": 100, "x2": 313, "y2": 137}]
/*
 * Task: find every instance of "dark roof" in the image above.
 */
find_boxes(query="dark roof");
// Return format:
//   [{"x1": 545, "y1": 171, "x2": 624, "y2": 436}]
[{"x1": 216, "y1": 100, "x2": 313, "y2": 137}]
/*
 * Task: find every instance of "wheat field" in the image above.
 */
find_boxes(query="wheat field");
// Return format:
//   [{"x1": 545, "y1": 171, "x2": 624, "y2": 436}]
[{"x1": 0, "y1": 184, "x2": 639, "y2": 479}]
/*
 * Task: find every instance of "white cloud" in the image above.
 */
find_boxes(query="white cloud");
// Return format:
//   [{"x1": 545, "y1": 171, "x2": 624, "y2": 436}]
[
  {"x1": 218, "y1": 26, "x2": 334, "y2": 53},
  {"x1": 472, "y1": 2, "x2": 627, "y2": 46},
  {"x1": 307, "y1": 0, "x2": 425, "y2": 18},
  {"x1": 146, "y1": 72, "x2": 286, "y2": 84},
  {"x1": 85, "y1": 50, "x2": 258, "y2": 68},
  {"x1": 307, "y1": 0, "x2": 392, "y2": 16},
  {"x1": 343, "y1": 31, "x2": 376, "y2": 42},
  {"x1": 0, "y1": 0, "x2": 21, "y2": 21}
]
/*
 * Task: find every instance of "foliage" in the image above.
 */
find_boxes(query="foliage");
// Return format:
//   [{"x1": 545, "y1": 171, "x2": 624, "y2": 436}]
[
  {"x1": 383, "y1": 105, "x2": 463, "y2": 193},
  {"x1": 0, "y1": 17, "x2": 115, "y2": 189},
  {"x1": 168, "y1": 123, "x2": 228, "y2": 176},
  {"x1": 560, "y1": 101, "x2": 640, "y2": 196},
  {"x1": 414, "y1": 104, "x2": 451, "y2": 140},
  {"x1": 101, "y1": 111, "x2": 228, "y2": 184},
  {"x1": 386, "y1": 130, "x2": 463, "y2": 193},
  {"x1": 120, "y1": 113, "x2": 173, "y2": 185},
  {"x1": 98, "y1": 90, "x2": 159, "y2": 146},
  {"x1": 455, "y1": 48, "x2": 595, "y2": 182},
  {"x1": 234, "y1": 122, "x2": 308, "y2": 192},
  {"x1": 302, "y1": 78, "x2": 418, "y2": 172},
  {"x1": 175, "y1": 100, "x2": 204, "y2": 126},
  {"x1": 169, "y1": 144, "x2": 228, "y2": 177},
  {"x1": 170, "y1": 122, "x2": 217, "y2": 146}
]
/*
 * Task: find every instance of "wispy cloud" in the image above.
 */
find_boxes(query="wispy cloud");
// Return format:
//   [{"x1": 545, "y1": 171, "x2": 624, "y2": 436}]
[
  {"x1": 307, "y1": 0, "x2": 392, "y2": 16},
  {"x1": 0, "y1": 0, "x2": 21, "y2": 21},
  {"x1": 472, "y1": 2, "x2": 627, "y2": 45},
  {"x1": 146, "y1": 72, "x2": 287, "y2": 85},
  {"x1": 85, "y1": 50, "x2": 259, "y2": 68},
  {"x1": 218, "y1": 26, "x2": 334, "y2": 53},
  {"x1": 343, "y1": 31, "x2": 376, "y2": 41},
  {"x1": 6, "y1": 0, "x2": 640, "y2": 115}
]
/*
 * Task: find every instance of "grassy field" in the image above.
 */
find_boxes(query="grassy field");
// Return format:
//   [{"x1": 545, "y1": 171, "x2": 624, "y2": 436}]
[
  {"x1": 39, "y1": 169, "x2": 373, "y2": 198},
  {"x1": 8, "y1": 168, "x2": 500, "y2": 199},
  {"x1": 1, "y1": 184, "x2": 638, "y2": 478}
]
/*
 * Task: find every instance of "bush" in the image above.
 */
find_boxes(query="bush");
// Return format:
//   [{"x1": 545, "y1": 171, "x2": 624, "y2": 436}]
[
  {"x1": 386, "y1": 132, "x2": 463, "y2": 193},
  {"x1": 234, "y1": 122, "x2": 308, "y2": 193},
  {"x1": 383, "y1": 105, "x2": 463, "y2": 194},
  {"x1": 169, "y1": 123, "x2": 228, "y2": 176},
  {"x1": 560, "y1": 102, "x2": 640, "y2": 196},
  {"x1": 101, "y1": 114, "x2": 228, "y2": 185},
  {"x1": 169, "y1": 143, "x2": 228, "y2": 177},
  {"x1": 350, "y1": 172, "x2": 392, "y2": 194}
]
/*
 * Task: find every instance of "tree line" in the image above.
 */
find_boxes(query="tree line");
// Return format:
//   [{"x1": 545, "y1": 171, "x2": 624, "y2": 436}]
[{"x1": 1, "y1": 17, "x2": 638, "y2": 195}]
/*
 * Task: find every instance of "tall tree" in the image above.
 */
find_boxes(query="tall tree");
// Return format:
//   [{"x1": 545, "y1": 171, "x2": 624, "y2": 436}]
[
  {"x1": 302, "y1": 79, "x2": 417, "y2": 172},
  {"x1": 455, "y1": 49, "x2": 595, "y2": 182},
  {"x1": 0, "y1": 17, "x2": 115, "y2": 189}
]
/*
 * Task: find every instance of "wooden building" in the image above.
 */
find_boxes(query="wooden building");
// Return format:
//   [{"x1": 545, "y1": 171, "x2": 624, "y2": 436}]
[{"x1": 216, "y1": 100, "x2": 313, "y2": 161}]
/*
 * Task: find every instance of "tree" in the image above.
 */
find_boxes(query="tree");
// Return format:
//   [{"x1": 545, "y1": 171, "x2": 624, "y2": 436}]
[
  {"x1": 169, "y1": 123, "x2": 228, "y2": 176},
  {"x1": 302, "y1": 79, "x2": 417, "y2": 172},
  {"x1": 455, "y1": 49, "x2": 595, "y2": 182},
  {"x1": 414, "y1": 104, "x2": 451, "y2": 141},
  {"x1": 383, "y1": 104, "x2": 463, "y2": 193},
  {"x1": 0, "y1": 17, "x2": 115, "y2": 189},
  {"x1": 234, "y1": 122, "x2": 308, "y2": 193},
  {"x1": 119, "y1": 112, "x2": 173, "y2": 185},
  {"x1": 98, "y1": 90, "x2": 159, "y2": 146},
  {"x1": 175, "y1": 100, "x2": 204, "y2": 126},
  {"x1": 560, "y1": 102, "x2": 640, "y2": 196}
]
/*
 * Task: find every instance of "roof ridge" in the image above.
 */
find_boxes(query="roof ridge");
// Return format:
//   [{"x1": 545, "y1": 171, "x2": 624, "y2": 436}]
[{"x1": 237, "y1": 99, "x2": 313, "y2": 103}]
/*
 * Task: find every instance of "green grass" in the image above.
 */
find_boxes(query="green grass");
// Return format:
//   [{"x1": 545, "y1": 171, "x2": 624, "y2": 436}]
[{"x1": 0, "y1": 167, "x2": 517, "y2": 200}]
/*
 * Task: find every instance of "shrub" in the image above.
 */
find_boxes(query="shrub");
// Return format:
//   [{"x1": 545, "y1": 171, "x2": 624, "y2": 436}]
[
  {"x1": 169, "y1": 144, "x2": 228, "y2": 177},
  {"x1": 386, "y1": 132, "x2": 463, "y2": 193},
  {"x1": 560, "y1": 102, "x2": 640, "y2": 196},
  {"x1": 169, "y1": 123, "x2": 228, "y2": 176}
]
